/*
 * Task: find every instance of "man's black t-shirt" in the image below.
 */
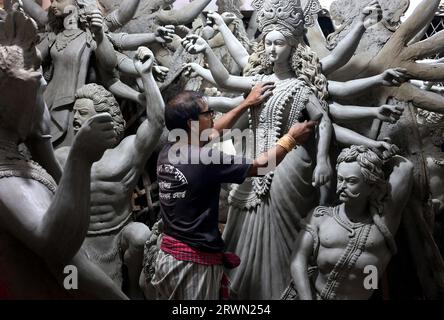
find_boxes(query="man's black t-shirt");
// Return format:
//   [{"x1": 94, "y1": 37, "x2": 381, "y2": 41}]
[{"x1": 157, "y1": 142, "x2": 251, "y2": 253}]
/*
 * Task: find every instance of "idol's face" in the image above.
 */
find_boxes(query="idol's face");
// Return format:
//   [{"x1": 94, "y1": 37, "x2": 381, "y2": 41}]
[
  {"x1": 73, "y1": 98, "x2": 96, "y2": 134},
  {"x1": 50, "y1": 0, "x2": 76, "y2": 17},
  {"x1": 264, "y1": 30, "x2": 292, "y2": 64},
  {"x1": 336, "y1": 162, "x2": 372, "y2": 203}
]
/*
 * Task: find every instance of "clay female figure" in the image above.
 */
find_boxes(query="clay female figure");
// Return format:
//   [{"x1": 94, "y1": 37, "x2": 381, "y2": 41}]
[
  {"x1": 22, "y1": 0, "x2": 176, "y2": 107},
  {"x1": 183, "y1": 0, "x2": 333, "y2": 299},
  {"x1": 30, "y1": 0, "x2": 118, "y2": 147},
  {"x1": 186, "y1": 5, "x2": 408, "y2": 101}
]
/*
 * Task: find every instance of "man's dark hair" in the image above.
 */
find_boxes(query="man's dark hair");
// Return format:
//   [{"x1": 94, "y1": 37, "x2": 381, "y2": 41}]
[{"x1": 165, "y1": 91, "x2": 205, "y2": 131}]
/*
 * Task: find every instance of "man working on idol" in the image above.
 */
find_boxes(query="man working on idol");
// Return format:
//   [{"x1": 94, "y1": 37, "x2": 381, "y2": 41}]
[{"x1": 151, "y1": 84, "x2": 317, "y2": 299}]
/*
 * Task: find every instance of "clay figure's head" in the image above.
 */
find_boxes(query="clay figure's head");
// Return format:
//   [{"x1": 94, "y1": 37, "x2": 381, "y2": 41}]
[
  {"x1": 48, "y1": 0, "x2": 99, "y2": 32},
  {"x1": 264, "y1": 29, "x2": 294, "y2": 65},
  {"x1": 49, "y1": 0, "x2": 76, "y2": 17},
  {"x1": 73, "y1": 83, "x2": 125, "y2": 142},
  {"x1": 336, "y1": 145, "x2": 386, "y2": 205}
]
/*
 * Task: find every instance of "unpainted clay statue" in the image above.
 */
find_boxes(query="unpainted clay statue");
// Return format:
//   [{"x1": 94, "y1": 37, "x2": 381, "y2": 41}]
[
  {"x1": 327, "y1": 0, "x2": 410, "y2": 57},
  {"x1": 327, "y1": 0, "x2": 444, "y2": 298},
  {"x1": 190, "y1": 4, "x2": 407, "y2": 100},
  {"x1": 182, "y1": 0, "x2": 334, "y2": 299},
  {"x1": 289, "y1": 145, "x2": 413, "y2": 300},
  {"x1": 181, "y1": 11, "x2": 253, "y2": 93},
  {"x1": 180, "y1": 0, "x2": 411, "y2": 299},
  {"x1": 100, "y1": 0, "x2": 213, "y2": 68},
  {"x1": 329, "y1": 0, "x2": 444, "y2": 115},
  {"x1": 21, "y1": 0, "x2": 123, "y2": 147},
  {"x1": 55, "y1": 47, "x2": 165, "y2": 299},
  {"x1": 0, "y1": 5, "x2": 125, "y2": 299},
  {"x1": 23, "y1": 0, "x2": 175, "y2": 108}
]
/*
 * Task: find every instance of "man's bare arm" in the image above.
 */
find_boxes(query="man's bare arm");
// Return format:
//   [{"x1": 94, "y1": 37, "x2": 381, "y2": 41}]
[
  {"x1": 212, "y1": 83, "x2": 274, "y2": 136},
  {"x1": 248, "y1": 121, "x2": 316, "y2": 177}
]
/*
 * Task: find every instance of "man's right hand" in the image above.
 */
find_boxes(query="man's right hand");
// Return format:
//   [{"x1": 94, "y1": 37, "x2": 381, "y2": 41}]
[
  {"x1": 288, "y1": 120, "x2": 317, "y2": 145},
  {"x1": 74, "y1": 113, "x2": 117, "y2": 163},
  {"x1": 241, "y1": 82, "x2": 275, "y2": 108}
]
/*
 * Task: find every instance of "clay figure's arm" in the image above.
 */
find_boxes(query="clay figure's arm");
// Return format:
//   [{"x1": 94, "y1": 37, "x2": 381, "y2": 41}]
[
  {"x1": 131, "y1": 47, "x2": 165, "y2": 169},
  {"x1": 306, "y1": 94, "x2": 332, "y2": 187},
  {"x1": 104, "y1": 0, "x2": 141, "y2": 31},
  {"x1": 290, "y1": 212, "x2": 317, "y2": 300},
  {"x1": 25, "y1": 85, "x2": 62, "y2": 183},
  {"x1": 329, "y1": 102, "x2": 404, "y2": 123},
  {"x1": 157, "y1": 0, "x2": 212, "y2": 26},
  {"x1": 396, "y1": 0, "x2": 440, "y2": 45},
  {"x1": 107, "y1": 25, "x2": 175, "y2": 51},
  {"x1": 183, "y1": 63, "x2": 217, "y2": 85},
  {"x1": 321, "y1": 1, "x2": 382, "y2": 75},
  {"x1": 68, "y1": 250, "x2": 129, "y2": 299},
  {"x1": 383, "y1": 155, "x2": 414, "y2": 233},
  {"x1": 328, "y1": 68, "x2": 408, "y2": 99},
  {"x1": 90, "y1": 11, "x2": 118, "y2": 72},
  {"x1": 332, "y1": 124, "x2": 399, "y2": 159},
  {"x1": 207, "y1": 95, "x2": 245, "y2": 113},
  {"x1": 182, "y1": 34, "x2": 254, "y2": 92},
  {"x1": 21, "y1": 0, "x2": 48, "y2": 28},
  {"x1": 207, "y1": 11, "x2": 249, "y2": 69},
  {"x1": 0, "y1": 113, "x2": 117, "y2": 266}
]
